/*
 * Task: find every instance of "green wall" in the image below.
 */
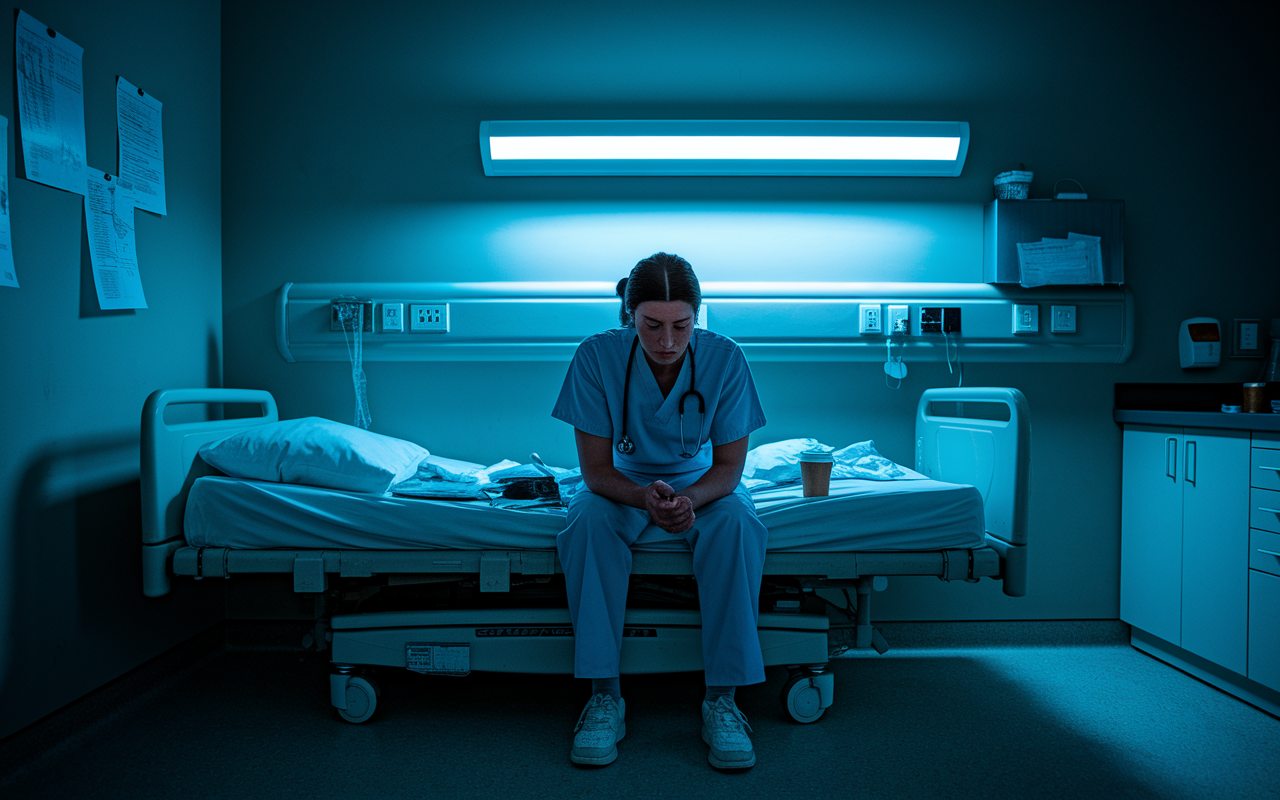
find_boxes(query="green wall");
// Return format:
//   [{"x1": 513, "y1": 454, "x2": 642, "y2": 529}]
[{"x1": 0, "y1": 1, "x2": 223, "y2": 740}]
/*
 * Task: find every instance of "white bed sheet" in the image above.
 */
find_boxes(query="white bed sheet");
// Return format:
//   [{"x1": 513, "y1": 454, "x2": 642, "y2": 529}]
[{"x1": 184, "y1": 476, "x2": 985, "y2": 553}]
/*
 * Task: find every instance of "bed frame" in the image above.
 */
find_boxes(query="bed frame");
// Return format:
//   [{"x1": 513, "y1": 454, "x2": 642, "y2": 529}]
[{"x1": 141, "y1": 386, "x2": 1029, "y2": 723}]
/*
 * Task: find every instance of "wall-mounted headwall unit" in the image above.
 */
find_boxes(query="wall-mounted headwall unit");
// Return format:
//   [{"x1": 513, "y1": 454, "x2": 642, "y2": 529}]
[
  {"x1": 278, "y1": 282, "x2": 1133, "y2": 364},
  {"x1": 479, "y1": 120, "x2": 970, "y2": 176}
]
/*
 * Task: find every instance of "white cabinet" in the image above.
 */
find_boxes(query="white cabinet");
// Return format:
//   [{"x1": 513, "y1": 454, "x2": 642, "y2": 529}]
[
  {"x1": 1120, "y1": 425, "x2": 1250, "y2": 673},
  {"x1": 1248, "y1": 433, "x2": 1280, "y2": 691}
]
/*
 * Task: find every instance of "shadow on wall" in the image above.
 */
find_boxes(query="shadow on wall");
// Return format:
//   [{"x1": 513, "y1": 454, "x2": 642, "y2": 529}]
[{"x1": 9, "y1": 435, "x2": 144, "y2": 653}]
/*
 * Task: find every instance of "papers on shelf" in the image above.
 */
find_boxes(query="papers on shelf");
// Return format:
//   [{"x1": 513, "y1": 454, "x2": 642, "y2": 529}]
[{"x1": 1016, "y1": 232, "x2": 1104, "y2": 287}]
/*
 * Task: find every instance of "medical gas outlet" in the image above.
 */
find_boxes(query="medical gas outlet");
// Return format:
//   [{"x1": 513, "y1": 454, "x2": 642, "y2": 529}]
[
  {"x1": 410, "y1": 304, "x2": 450, "y2": 333},
  {"x1": 887, "y1": 305, "x2": 910, "y2": 335}
]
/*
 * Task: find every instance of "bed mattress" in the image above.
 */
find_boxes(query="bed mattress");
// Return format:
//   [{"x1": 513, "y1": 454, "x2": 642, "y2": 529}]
[{"x1": 184, "y1": 476, "x2": 985, "y2": 553}]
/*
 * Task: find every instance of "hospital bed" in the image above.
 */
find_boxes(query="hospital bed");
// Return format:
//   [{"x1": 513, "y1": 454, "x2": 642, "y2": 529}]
[{"x1": 140, "y1": 386, "x2": 1029, "y2": 725}]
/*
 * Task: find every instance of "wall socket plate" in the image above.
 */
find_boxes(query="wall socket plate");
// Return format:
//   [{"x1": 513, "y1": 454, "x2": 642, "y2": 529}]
[
  {"x1": 409, "y1": 303, "x2": 449, "y2": 333},
  {"x1": 859, "y1": 303, "x2": 882, "y2": 334},
  {"x1": 381, "y1": 302, "x2": 404, "y2": 332},
  {"x1": 1050, "y1": 305, "x2": 1077, "y2": 333},
  {"x1": 1233, "y1": 318, "x2": 1263, "y2": 357},
  {"x1": 1013, "y1": 304, "x2": 1039, "y2": 334}
]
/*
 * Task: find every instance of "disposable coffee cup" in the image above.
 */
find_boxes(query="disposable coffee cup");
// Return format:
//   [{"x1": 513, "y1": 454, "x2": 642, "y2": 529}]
[{"x1": 799, "y1": 450, "x2": 834, "y2": 498}]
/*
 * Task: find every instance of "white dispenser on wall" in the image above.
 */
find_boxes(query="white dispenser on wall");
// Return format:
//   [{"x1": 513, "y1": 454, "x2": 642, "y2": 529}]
[{"x1": 1179, "y1": 317, "x2": 1221, "y2": 369}]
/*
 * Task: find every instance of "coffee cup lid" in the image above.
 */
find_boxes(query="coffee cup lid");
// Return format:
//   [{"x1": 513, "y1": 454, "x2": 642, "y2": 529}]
[{"x1": 799, "y1": 449, "x2": 834, "y2": 463}]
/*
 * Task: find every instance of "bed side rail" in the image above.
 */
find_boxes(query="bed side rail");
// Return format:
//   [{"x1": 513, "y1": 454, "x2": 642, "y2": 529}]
[
  {"x1": 141, "y1": 388, "x2": 278, "y2": 597},
  {"x1": 916, "y1": 387, "x2": 1030, "y2": 597}
]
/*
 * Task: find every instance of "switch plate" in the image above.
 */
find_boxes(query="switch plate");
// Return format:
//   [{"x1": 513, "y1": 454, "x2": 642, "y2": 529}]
[
  {"x1": 381, "y1": 303, "x2": 404, "y2": 332},
  {"x1": 888, "y1": 305, "x2": 910, "y2": 335},
  {"x1": 859, "y1": 304, "x2": 882, "y2": 334},
  {"x1": 1050, "y1": 305, "x2": 1076, "y2": 333},
  {"x1": 1233, "y1": 318, "x2": 1263, "y2": 357},
  {"x1": 1013, "y1": 304, "x2": 1039, "y2": 334},
  {"x1": 409, "y1": 303, "x2": 449, "y2": 333}
]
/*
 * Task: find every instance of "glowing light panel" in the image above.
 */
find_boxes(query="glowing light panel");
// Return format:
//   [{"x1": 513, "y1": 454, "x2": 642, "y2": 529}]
[
  {"x1": 479, "y1": 120, "x2": 970, "y2": 177},
  {"x1": 489, "y1": 136, "x2": 962, "y2": 162}
]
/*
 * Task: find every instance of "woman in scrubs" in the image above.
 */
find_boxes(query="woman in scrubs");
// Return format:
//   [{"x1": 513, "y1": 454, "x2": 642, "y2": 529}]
[{"x1": 551, "y1": 252, "x2": 768, "y2": 770}]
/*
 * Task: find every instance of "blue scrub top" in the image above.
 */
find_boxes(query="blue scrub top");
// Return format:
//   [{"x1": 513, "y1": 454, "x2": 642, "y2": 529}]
[{"x1": 552, "y1": 328, "x2": 766, "y2": 488}]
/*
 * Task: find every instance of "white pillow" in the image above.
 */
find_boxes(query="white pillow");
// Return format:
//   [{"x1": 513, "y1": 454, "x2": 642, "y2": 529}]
[{"x1": 199, "y1": 417, "x2": 429, "y2": 494}]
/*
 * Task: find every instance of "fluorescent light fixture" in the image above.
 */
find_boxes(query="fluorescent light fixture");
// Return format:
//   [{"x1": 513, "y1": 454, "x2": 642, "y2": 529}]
[{"x1": 479, "y1": 120, "x2": 970, "y2": 177}]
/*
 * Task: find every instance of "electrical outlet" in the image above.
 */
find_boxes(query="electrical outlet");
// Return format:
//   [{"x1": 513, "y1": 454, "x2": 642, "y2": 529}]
[
  {"x1": 1013, "y1": 304, "x2": 1039, "y2": 334},
  {"x1": 409, "y1": 303, "x2": 449, "y2": 333},
  {"x1": 888, "y1": 305, "x2": 910, "y2": 335},
  {"x1": 1050, "y1": 305, "x2": 1077, "y2": 333},
  {"x1": 859, "y1": 304, "x2": 882, "y2": 334},
  {"x1": 381, "y1": 303, "x2": 404, "y2": 332}
]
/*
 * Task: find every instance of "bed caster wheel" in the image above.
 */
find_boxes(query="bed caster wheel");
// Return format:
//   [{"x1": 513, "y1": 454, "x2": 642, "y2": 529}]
[
  {"x1": 781, "y1": 671, "x2": 832, "y2": 724},
  {"x1": 337, "y1": 676, "x2": 378, "y2": 724}
]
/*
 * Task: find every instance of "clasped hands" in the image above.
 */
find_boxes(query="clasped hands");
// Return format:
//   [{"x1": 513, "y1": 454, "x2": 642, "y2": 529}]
[{"x1": 645, "y1": 480, "x2": 694, "y2": 534}]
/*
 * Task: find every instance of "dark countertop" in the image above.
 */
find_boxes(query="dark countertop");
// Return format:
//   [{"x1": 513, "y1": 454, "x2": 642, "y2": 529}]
[
  {"x1": 1113, "y1": 409, "x2": 1280, "y2": 432},
  {"x1": 1114, "y1": 382, "x2": 1280, "y2": 432}
]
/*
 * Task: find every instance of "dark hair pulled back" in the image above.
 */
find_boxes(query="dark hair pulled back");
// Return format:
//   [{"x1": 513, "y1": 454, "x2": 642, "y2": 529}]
[{"x1": 616, "y1": 252, "x2": 701, "y2": 327}]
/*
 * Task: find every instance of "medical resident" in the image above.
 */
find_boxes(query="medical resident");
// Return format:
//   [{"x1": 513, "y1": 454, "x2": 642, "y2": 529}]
[{"x1": 551, "y1": 252, "x2": 769, "y2": 770}]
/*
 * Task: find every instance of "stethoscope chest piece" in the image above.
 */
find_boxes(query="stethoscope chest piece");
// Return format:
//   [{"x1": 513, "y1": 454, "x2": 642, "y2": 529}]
[{"x1": 616, "y1": 436, "x2": 635, "y2": 455}]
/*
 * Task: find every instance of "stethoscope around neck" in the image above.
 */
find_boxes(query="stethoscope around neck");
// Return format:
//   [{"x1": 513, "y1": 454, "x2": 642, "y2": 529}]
[{"x1": 616, "y1": 333, "x2": 706, "y2": 459}]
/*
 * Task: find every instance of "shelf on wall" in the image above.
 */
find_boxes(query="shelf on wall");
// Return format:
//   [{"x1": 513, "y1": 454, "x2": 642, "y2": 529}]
[{"x1": 984, "y1": 199, "x2": 1125, "y2": 285}]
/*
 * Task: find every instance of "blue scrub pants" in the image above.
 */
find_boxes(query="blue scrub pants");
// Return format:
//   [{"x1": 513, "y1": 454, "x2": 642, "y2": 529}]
[{"x1": 557, "y1": 485, "x2": 768, "y2": 686}]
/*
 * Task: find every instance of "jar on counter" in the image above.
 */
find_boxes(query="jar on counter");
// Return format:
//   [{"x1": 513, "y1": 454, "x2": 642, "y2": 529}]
[{"x1": 1243, "y1": 382, "x2": 1266, "y2": 413}]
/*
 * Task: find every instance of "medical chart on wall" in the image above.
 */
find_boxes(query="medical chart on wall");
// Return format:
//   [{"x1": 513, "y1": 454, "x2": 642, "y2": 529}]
[
  {"x1": 116, "y1": 77, "x2": 166, "y2": 215},
  {"x1": 14, "y1": 11, "x2": 88, "y2": 196},
  {"x1": 84, "y1": 170, "x2": 147, "y2": 309},
  {"x1": 0, "y1": 117, "x2": 17, "y2": 288}
]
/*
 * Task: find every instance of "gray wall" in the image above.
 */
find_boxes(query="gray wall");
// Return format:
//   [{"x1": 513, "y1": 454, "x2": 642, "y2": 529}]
[
  {"x1": 221, "y1": 0, "x2": 1278, "y2": 623},
  {"x1": 0, "y1": 1, "x2": 222, "y2": 739}
]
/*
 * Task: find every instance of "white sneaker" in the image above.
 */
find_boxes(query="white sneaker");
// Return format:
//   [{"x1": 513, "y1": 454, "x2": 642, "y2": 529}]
[
  {"x1": 701, "y1": 696, "x2": 755, "y2": 769},
  {"x1": 571, "y1": 694, "x2": 625, "y2": 765}
]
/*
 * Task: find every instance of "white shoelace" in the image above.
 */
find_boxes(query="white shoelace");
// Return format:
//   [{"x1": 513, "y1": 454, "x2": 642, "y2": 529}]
[
  {"x1": 575, "y1": 694, "x2": 619, "y2": 733},
  {"x1": 707, "y1": 697, "x2": 753, "y2": 734}
]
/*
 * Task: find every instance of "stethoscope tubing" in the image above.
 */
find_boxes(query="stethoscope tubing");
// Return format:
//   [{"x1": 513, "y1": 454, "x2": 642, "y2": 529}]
[{"x1": 616, "y1": 331, "x2": 706, "y2": 458}]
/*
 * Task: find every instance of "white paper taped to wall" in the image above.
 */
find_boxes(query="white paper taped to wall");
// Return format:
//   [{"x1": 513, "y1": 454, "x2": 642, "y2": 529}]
[
  {"x1": 15, "y1": 11, "x2": 88, "y2": 195},
  {"x1": 84, "y1": 170, "x2": 147, "y2": 309},
  {"x1": 0, "y1": 117, "x2": 17, "y2": 289},
  {"x1": 116, "y1": 77, "x2": 166, "y2": 215}
]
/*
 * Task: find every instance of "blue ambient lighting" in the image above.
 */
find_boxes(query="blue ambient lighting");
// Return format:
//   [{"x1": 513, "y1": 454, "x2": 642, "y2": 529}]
[{"x1": 479, "y1": 120, "x2": 970, "y2": 177}]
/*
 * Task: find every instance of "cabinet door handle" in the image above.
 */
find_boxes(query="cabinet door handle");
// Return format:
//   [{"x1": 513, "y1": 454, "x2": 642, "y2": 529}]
[
  {"x1": 1259, "y1": 465, "x2": 1280, "y2": 472},
  {"x1": 1166, "y1": 438, "x2": 1177, "y2": 481},
  {"x1": 1258, "y1": 549, "x2": 1280, "y2": 559},
  {"x1": 1185, "y1": 440, "x2": 1196, "y2": 485},
  {"x1": 1258, "y1": 507, "x2": 1280, "y2": 515}
]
